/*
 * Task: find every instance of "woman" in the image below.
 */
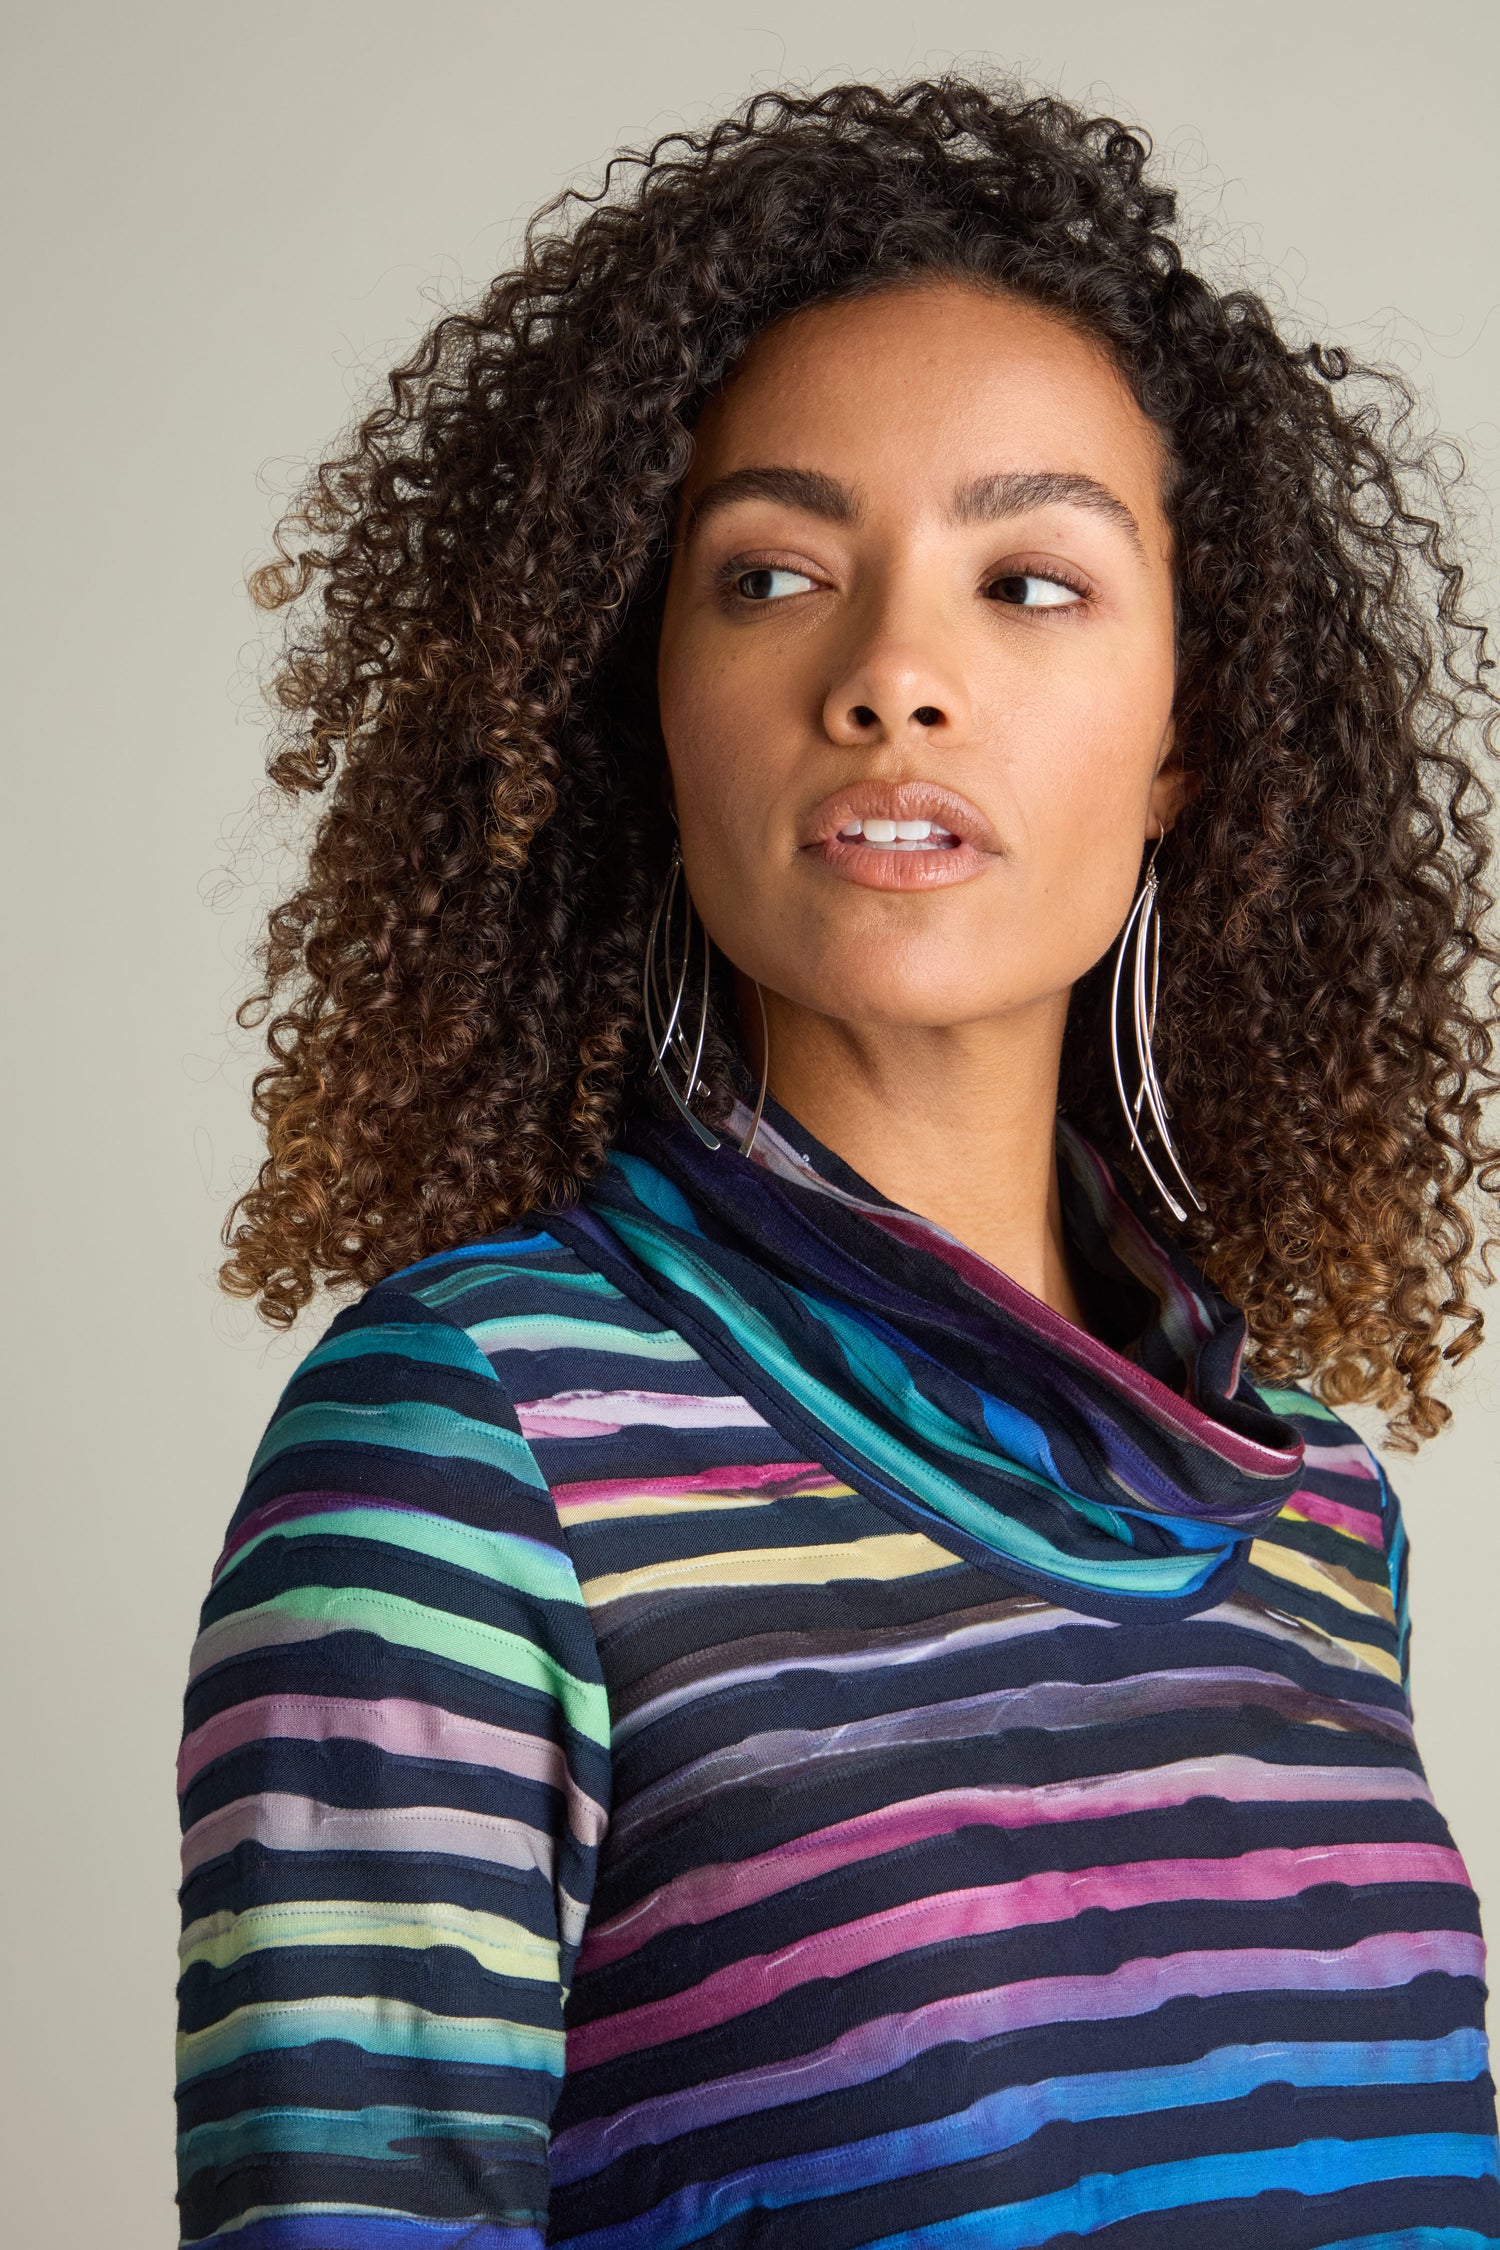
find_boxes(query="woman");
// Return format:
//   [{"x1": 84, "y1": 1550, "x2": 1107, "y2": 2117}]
[{"x1": 177, "y1": 80, "x2": 1500, "y2": 2248}]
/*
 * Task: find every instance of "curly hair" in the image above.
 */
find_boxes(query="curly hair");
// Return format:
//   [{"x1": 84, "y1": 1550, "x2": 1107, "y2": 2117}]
[{"x1": 223, "y1": 75, "x2": 1500, "y2": 1449}]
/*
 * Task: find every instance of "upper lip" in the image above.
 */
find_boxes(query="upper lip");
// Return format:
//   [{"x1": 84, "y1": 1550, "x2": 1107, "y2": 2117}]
[{"x1": 800, "y1": 778, "x2": 1003, "y2": 853}]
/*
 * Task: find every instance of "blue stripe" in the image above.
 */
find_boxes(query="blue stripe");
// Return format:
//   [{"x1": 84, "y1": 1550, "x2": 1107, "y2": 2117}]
[
  {"x1": 565, "y1": 2038, "x2": 1492, "y2": 2250},
  {"x1": 1317, "y1": 2233, "x2": 1500, "y2": 2248},
  {"x1": 858, "y1": 2136, "x2": 1500, "y2": 2250},
  {"x1": 389, "y1": 1234, "x2": 562, "y2": 1277}
]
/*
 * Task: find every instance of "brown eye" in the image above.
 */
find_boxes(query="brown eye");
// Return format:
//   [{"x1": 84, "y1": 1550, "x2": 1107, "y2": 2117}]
[
  {"x1": 735, "y1": 566, "x2": 816, "y2": 601},
  {"x1": 987, "y1": 571, "x2": 1082, "y2": 609}
]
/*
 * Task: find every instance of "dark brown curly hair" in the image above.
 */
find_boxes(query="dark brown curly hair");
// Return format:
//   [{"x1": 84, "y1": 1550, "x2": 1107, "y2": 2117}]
[{"x1": 223, "y1": 75, "x2": 1500, "y2": 1450}]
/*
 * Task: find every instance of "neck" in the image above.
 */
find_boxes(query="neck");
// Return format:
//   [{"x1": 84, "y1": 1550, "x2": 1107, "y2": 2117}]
[{"x1": 737, "y1": 975, "x2": 1090, "y2": 1330}]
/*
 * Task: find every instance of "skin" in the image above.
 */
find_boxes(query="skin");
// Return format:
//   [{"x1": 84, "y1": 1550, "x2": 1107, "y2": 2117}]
[{"x1": 656, "y1": 279, "x2": 1191, "y2": 1333}]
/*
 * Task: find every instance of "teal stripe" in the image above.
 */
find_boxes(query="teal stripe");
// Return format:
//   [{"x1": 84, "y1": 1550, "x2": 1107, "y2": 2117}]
[
  {"x1": 415, "y1": 1263, "x2": 619, "y2": 1312},
  {"x1": 855, "y1": 2136, "x2": 1500, "y2": 2250},
  {"x1": 180, "y1": 2103, "x2": 547, "y2": 2171},
  {"x1": 603, "y1": 1209, "x2": 1209, "y2": 1597},
  {"x1": 215, "y1": 1505, "x2": 583, "y2": 1606},
  {"x1": 611, "y1": 1151, "x2": 707, "y2": 1235},
  {"x1": 466, "y1": 1313, "x2": 700, "y2": 1362},
  {"x1": 247, "y1": 1400, "x2": 547, "y2": 1491},
  {"x1": 177, "y1": 1999, "x2": 566, "y2": 2081},
  {"x1": 294, "y1": 1323, "x2": 498, "y2": 1383}
]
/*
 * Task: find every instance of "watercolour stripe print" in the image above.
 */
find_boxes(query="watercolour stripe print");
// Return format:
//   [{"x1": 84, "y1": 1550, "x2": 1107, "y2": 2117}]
[{"x1": 177, "y1": 1203, "x2": 1499, "y2": 2246}]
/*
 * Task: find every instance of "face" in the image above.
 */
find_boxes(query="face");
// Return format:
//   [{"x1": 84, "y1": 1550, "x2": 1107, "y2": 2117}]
[{"x1": 656, "y1": 280, "x2": 1186, "y2": 1045}]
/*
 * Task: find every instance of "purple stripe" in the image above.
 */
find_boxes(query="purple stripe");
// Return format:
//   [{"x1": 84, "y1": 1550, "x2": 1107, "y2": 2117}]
[{"x1": 551, "y1": 1926, "x2": 1487, "y2": 2184}]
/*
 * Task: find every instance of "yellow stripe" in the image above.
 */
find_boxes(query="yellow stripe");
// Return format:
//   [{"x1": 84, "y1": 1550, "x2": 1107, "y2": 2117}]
[
  {"x1": 581, "y1": 1530, "x2": 962, "y2": 1607},
  {"x1": 1249, "y1": 1537, "x2": 1395, "y2": 1624},
  {"x1": 178, "y1": 1900, "x2": 559, "y2": 1982}
]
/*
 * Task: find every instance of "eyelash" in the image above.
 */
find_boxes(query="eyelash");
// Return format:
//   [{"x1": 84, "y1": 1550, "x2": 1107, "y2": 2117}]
[{"x1": 712, "y1": 554, "x2": 1095, "y2": 613}]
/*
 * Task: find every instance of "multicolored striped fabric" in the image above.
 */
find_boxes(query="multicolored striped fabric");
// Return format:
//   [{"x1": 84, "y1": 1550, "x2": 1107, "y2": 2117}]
[{"x1": 177, "y1": 1102, "x2": 1500, "y2": 2247}]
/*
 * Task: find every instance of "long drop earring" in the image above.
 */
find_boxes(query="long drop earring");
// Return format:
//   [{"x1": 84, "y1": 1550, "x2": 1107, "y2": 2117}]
[
  {"x1": 1108, "y1": 838, "x2": 1205, "y2": 1225},
  {"x1": 641, "y1": 842, "x2": 771, "y2": 1158}
]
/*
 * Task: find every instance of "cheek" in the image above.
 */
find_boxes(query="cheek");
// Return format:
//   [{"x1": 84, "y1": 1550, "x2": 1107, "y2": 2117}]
[{"x1": 658, "y1": 635, "x2": 799, "y2": 867}]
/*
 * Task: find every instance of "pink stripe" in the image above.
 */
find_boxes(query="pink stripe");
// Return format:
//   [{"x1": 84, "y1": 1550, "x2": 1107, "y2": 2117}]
[
  {"x1": 568, "y1": 1837, "x2": 1463, "y2": 2069},
  {"x1": 1281, "y1": 1486, "x2": 1384, "y2": 1547},
  {"x1": 552, "y1": 1926, "x2": 1485, "y2": 2180},
  {"x1": 176, "y1": 1694, "x2": 605, "y2": 1843},
  {"x1": 214, "y1": 1490, "x2": 426, "y2": 1577},
  {"x1": 580, "y1": 1762, "x2": 1429, "y2": 1971},
  {"x1": 550, "y1": 1462, "x2": 834, "y2": 1510},
  {"x1": 1302, "y1": 1441, "x2": 1379, "y2": 1480},
  {"x1": 588, "y1": 1756, "x2": 1428, "y2": 1971},
  {"x1": 515, "y1": 1390, "x2": 769, "y2": 1439}
]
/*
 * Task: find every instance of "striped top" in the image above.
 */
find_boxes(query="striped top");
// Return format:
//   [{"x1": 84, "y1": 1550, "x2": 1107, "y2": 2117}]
[{"x1": 177, "y1": 1130, "x2": 1500, "y2": 2247}]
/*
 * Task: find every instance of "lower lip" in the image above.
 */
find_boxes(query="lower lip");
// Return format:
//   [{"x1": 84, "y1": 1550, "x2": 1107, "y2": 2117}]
[{"x1": 805, "y1": 835, "x2": 995, "y2": 889}]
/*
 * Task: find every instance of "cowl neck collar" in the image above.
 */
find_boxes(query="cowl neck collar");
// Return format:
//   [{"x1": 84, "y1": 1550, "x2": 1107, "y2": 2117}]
[{"x1": 555, "y1": 1079, "x2": 1306, "y2": 1618}]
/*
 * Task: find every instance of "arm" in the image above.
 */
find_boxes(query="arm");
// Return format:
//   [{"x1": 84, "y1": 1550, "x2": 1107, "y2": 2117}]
[
  {"x1": 1377, "y1": 1456, "x2": 1414, "y2": 1702},
  {"x1": 175, "y1": 1285, "x2": 609, "y2": 2249}
]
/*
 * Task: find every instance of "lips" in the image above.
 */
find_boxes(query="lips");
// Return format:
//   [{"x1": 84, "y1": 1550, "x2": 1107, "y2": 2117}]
[
  {"x1": 798, "y1": 778, "x2": 1002, "y2": 893},
  {"x1": 800, "y1": 779, "x2": 1002, "y2": 855}
]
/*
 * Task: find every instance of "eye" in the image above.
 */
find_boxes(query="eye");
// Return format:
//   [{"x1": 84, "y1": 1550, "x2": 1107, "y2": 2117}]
[
  {"x1": 986, "y1": 571, "x2": 1085, "y2": 609},
  {"x1": 734, "y1": 565, "x2": 817, "y2": 602}
]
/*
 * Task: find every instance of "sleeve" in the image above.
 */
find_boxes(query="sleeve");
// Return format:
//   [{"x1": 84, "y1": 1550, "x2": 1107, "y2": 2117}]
[
  {"x1": 1377, "y1": 1455, "x2": 1415, "y2": 1701},
  {"x1": 175, "y1": 1284, "x2": 610, "y2": 2250}
]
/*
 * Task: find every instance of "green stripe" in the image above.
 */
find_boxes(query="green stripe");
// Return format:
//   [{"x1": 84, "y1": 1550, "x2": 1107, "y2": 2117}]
[
  {"x1": 177, "y1": 1996, "x2": 566, "y2": 2080},
  {"x1": 217, "y1": 1506, "x2": 582, "y2": 1605},
  {"x1": 200, "y1": 1585, "x2": 609, "y2": 1743},
  {"x1": 248, "y1": 1400, "x2": 547, "y2": 1490},
  {"x1": 1256, "y1": 1383, "x2": 1342, "y2": 1424}
]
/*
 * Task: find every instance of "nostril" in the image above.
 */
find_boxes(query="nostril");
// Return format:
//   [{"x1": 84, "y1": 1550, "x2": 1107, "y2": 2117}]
[
  {"x1": 911, "y1": 706, "x2": 943, "y2": 728},
  {"x1": 850, "y1": 704, "x2": 879, "y2": 730}
]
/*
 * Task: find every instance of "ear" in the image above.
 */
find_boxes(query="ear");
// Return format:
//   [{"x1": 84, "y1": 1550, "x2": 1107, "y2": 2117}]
[{"x1": 1146, "y1": 722, "x2": 1199, "y2": 841}]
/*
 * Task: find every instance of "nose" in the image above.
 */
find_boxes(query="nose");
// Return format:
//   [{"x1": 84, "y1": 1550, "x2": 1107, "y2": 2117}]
[{"x1": 821, "y1": 636, "x2": 971, "y2": 748}]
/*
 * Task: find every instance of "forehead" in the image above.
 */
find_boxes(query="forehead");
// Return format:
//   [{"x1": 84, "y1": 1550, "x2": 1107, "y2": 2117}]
[{"x1": 685, "y1": 281, "x2": 1167, "y2": 526}]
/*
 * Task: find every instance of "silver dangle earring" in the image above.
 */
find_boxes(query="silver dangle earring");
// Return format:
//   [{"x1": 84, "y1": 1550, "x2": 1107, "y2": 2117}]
[
  {"x1": 1109, "y1": 837, "x2": 1205, "y2": 1225},
  {"x1": 641, "y1": 841, "x2": 771, "y2": 1158}
]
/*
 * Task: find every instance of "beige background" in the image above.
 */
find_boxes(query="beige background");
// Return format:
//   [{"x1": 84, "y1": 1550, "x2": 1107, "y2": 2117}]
[{"x1": 4, "y1": 2, "x2": 1498, "y2": 2240}]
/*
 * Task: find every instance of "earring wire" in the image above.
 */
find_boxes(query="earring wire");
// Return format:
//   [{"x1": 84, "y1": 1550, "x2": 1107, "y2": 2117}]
[
  {"x1": 642, "y1": 842, "x2": 770, "y2": 1158},
  {"x1": 1108, "y1": 836, "x2": 1205, "y2": 1225}
]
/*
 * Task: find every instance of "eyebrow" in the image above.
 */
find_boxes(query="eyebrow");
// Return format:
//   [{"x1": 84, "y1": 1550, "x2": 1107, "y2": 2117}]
[
  {"x1": 952, "y1": 469, "x2": 1144, "y2": 554},
  {"x1": 684, "y1": 465, "x2": 860, "y2": 535},
  {"x1": 683, "y1": 462, "x2": 1144, "y2": 553}
]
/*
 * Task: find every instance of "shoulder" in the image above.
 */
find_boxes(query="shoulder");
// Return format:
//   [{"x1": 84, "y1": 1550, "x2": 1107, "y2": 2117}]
[
  {"x1": 1254, "y1": 1378, "x2": 1396, "y2": 1544},
  {"x1": 1251, "y1": 1376, "x2": 1412, "y2": 1686},
  {"x1": 229, "y1": 1213, "x2": 697, "y2": 1530},
  {"x1": 216, "y1": 1217, "x2": 628, "y2": 1564}
]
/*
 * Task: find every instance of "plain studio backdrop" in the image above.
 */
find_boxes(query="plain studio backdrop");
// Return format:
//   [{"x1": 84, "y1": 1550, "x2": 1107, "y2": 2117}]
[{"x1": 4, "y1": 3, "x2": 1498, "y2": 2241}]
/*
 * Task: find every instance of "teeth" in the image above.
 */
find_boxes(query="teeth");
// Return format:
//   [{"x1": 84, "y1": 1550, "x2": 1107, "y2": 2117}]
[{"x1": 836, "y1": 815, "x2": 959, "y2": 848}]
